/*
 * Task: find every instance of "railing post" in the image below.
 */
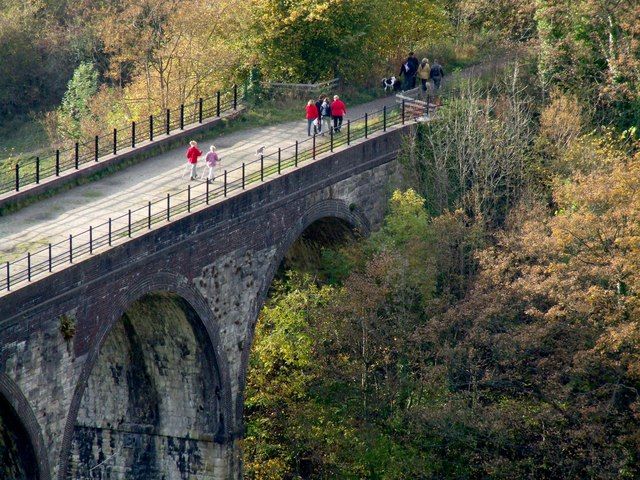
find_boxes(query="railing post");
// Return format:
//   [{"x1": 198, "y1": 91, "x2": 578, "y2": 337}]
[
  {"x1": 128, "y1": 210, "x2": 131, "y2": 237},
  {"x1": 313, "y1": 133, "x2": 316, "y2": 159},
  {"x1": 402, "y1": 100, "x2": 406, "y2": 124},
  {"x1": 89, "y1": 226, "x2": 93, "y2": 254},
  {"x1": 347, "y1": 120, "x2": 351, "y2": 144},
  {"x1": 242, "y1": 163, "x2": 245, "y2": 189},
  {"x1": 148, "y1": 201, "x2": 152, "y2": 228},
  {"x1": 35, "y1": 157, "x2": 40, "y2": 184},
  {"x1": 149, "y1": 115, "x2": 154, "y2": 141},
  {"x1": 216, "y1": 91, "x2": 221, "y2": 117},
  {"x1": 278, "y1": 148, "x2": 281, "y2": 174},
  {"x1": 5, "y1": 262, "x2": 9, "y2": 291},
  {"x1": 233, "y1": 84, "x2": 238, "y2": 109},
  {"x1": 95, "y1": 135, "x2": 99, "y2": 161},
  {"x1": 166, "y1": 109, "x2": 171, "y2": 135},
  {"x1": 75, "y1": 142, "x2": 79, "y2": 169},
  {"x1": 383, "y1": 105, "x2": 387, "y2": 131},
  {"x1": 27, "y1": 252, "x2": 31, "y2": 282},
  {"x1": 113, "y1": 129, "x2": 117, "y2": 155},
  {"x1": 131, "y1": 122, "x2": 136, "y2": 148},
  {"x1": 198, "y1": 98, "x2": 203, "y2": 123},
  {"x1": 56, "y1": 150, "x2": 60, "y2": 176},
  {"x1": 330, "y1": 129, "x2": 333, "y2": 152},
  {"x1": 187, "y1": 184, "x2": 191, "y2": 212},
  {"x1": 15, "y1": 164, "x2": 19, "y2": 192},
  {"x1": 224, "y1": 170, "x2": 227, "y2": 197},
  {"x1": 69, "y1": 234, "x2": 73, "y2": 263},
  {"x1": 260, "y1": 154, "x2": 264, "y2": 181},
  {"x1": 48, "y1": 243, "x2": 52, "y2": 272},
  {"x1": 180, "y1": 104, "x2": 184, "y2": 129},
  {"x1": 295, "y1": 141, "x2": 298, "y2": 167},
  {"x1": 108, "y1": 218, "x2": 112, "y2": 246},
  {"x1": 365, "y1": 113, "x2": 368, "y2": 138},
  {"x1": 167, "y1": 194, "x2": 170, "y2": 221},
  {"x1": 206, "y1": 179, "x2": 209, "y2": 204}
]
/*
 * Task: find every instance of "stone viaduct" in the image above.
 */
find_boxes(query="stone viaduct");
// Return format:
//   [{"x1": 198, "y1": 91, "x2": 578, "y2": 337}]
[{"x1": 0, "y1": 125, "x2": 411, "y2": 479}]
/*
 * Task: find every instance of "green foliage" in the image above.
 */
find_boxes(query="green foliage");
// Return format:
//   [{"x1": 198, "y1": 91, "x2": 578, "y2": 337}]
[
  {"x1": 59, "y1": 313, "x2": 76, "y2": 340},
  {"x1": 250, "y1": 0, "x2": 449, "y2": 83},
  {"x1": 57, "y1": 63, "x2": 99, "y2": 139}
]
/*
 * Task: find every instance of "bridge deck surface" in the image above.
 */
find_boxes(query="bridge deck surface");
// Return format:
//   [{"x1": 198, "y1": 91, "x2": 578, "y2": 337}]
[{"x1": 0, "y1": 95, "x2": 398, "y2": 275}]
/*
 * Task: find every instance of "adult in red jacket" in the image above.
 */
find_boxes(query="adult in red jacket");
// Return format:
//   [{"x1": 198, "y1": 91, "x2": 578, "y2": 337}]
[
  {"x1": 186, "y1": 140, "x2": 202, "y2": 180},
  {"x1": 330, "y1": 95, "x2": 347, "y2": 133},
  {"x1": 305, "y1": 100, "x2": 319, "y2": 136}
]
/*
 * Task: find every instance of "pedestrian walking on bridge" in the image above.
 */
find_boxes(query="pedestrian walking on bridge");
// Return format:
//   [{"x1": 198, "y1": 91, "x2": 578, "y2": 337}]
[
  {"x1": 330, "y1": 95, "x2": 346, "y2": 133},
  {"x1": 203, "y1": 145, "x2": 220, "y2": 181},
  {"x1": 306, "y1": 100, "x2": 319, "y2": 136},
  {"x1": 186, "y1": 140, "x2": 202, "y2": 181}
]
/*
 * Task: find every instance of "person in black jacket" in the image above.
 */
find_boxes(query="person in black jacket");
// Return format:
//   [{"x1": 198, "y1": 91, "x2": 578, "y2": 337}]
[
  {"x1": 314, "y1": 95, "x2": 324, "y2": 134},
  {"x1": 430, "y1": 60, "x2": 445, "y2": 91},
  {"x1": 399, "y1": 52, "x2": 420, "y2": 90}
]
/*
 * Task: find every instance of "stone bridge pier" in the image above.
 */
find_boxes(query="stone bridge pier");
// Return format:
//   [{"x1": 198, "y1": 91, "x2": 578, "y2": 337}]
[{"x1": 0, "y1": 126, "x2": 410, "y2": 479}]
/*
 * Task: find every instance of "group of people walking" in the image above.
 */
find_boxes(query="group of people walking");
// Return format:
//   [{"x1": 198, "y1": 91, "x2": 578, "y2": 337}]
[
  {"x1": 185, "y1": 140, "x2": 220, "y2": 181},
  {"x1": 399, "y1": 52, "x2": 444, "y2": 93},
  {"x1": 305, "y1": 94, "x2": 347, "y2": 136}
]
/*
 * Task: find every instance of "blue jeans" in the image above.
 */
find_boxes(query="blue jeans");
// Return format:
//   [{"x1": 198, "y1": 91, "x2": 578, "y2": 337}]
[{"x1": 307, "y1": 119, "x2": 315, "y2": 136}]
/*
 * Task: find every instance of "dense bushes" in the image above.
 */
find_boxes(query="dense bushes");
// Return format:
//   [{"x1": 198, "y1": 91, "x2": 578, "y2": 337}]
[{"x1": 242, "y1": 67, "x2": 640, "y2": 477}]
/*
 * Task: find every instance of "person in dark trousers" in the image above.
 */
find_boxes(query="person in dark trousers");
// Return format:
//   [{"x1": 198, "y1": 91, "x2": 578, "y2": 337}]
[
  {"x1": 330, "y1": 95, "x2": 346, "y2": 133},
  {"x1": 430, "y1": 60, "x2": 445, "y2": 91},
  {"x1": 399, "y1": 52, "x2": 420, "y2": 90},
  {"x1": 314, "y1": 95, "x2": 324, "y2": 134}
]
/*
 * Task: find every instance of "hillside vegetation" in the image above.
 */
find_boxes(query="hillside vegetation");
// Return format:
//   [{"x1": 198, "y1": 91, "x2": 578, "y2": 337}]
[{"x1": 239, "y1": 2, "x2": 640, "y2": 479}]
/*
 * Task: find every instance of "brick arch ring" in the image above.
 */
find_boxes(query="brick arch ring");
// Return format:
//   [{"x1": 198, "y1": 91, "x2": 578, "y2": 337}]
[
  {"x1": 234, "y1": 197, "x2": 371, "y2": 423},
  {"x1": 56, "y1": 270, "x2": 233, "y2": 480},
  {"x1": 0, "y1": 372, "x2": 52, "y2": 480}
]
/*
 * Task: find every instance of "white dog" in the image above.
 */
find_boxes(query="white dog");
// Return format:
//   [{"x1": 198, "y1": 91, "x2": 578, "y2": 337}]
[{"x1": 381, "y1": 76, "x2": 396, "y2": 92}]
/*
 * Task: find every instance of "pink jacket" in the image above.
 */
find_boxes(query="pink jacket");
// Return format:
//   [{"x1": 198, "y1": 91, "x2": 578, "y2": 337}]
[{"x1": 205, "y1": 151, "x2": 219, "y2": 166}]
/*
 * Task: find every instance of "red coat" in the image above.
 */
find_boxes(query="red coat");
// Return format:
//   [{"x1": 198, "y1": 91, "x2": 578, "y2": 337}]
[
  {"x1": 186, "y1": 146, "x2": 202, "y2": 164},
  {"x1": 305, "y1": 104, "x2": 318, "y2": 120},
  {"x1": 330, "y1": 99, "x2": 346, "y2": 117}
]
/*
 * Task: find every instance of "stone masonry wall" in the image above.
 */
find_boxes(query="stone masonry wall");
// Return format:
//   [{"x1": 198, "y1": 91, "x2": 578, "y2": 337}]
[{"x1": 0, "y1": 124, "x2": 412, "y2": 479}]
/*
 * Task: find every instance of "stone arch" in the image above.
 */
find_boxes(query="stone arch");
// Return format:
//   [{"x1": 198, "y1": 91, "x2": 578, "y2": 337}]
[
  {"x1": 236, "y1": 198, "x2": 371, "y2": 421},
  {"x1": 59, "y1": 272, "x2": 232, "y2": 480},
  {"x1": 0, "y1": 372, "x2": 51, "y2": 480}
]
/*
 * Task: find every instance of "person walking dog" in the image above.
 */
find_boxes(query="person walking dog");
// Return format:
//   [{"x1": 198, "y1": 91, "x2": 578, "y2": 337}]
[
  {"x1": 399, "y1": 52, "x2": 420, "y2": 90},
  {"x1": 203, "y1": 145, "x2": 220, "y2": 181},
  {"x1": 330, "y1": 95, "x2": 346, "y2": 133},
  {"x1": 186, "y1": 140, "x2": 202, "y2": 180}
]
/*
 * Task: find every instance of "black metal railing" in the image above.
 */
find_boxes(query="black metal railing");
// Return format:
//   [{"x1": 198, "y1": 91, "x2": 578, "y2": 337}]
[
  {"x1": 1, "y1": 84, "x2": 243, "y2": 195},
  {"x1": 0, "y1": 102, "x2": 411, "y2": 293}
]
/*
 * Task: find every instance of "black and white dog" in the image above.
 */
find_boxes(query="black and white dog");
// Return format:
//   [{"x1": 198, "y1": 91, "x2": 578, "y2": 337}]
[{"x1": 381, "y1": 76, "x2": 401, "y2": 92}]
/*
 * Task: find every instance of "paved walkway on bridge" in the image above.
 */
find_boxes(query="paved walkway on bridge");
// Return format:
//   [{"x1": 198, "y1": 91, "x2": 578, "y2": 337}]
[{"x1": 0, "y1": 95, "x2": 399, "y2": 265}]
